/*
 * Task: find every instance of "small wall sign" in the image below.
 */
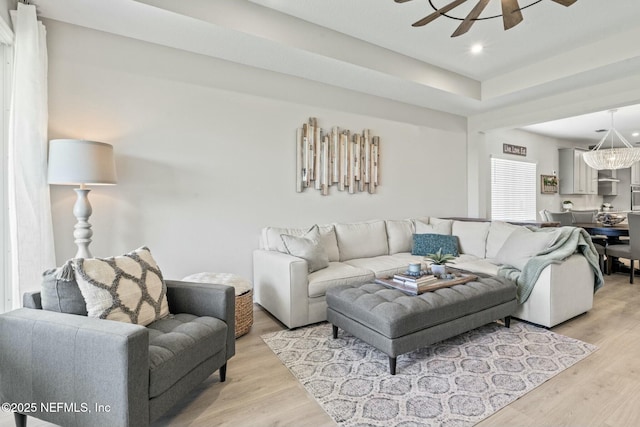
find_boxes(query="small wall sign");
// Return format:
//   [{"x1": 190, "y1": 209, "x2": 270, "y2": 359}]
[{"x1": 503, "y1": 143, "x2": 527, "y2": 157}]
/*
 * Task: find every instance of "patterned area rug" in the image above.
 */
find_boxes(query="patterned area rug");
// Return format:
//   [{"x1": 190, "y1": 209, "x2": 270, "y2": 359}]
[{"x1": 262, "y1": 321, "x2": 596, "y2": 427}]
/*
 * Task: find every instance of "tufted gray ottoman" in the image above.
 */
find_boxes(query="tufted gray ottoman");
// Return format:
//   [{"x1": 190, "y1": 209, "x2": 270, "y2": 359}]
[{"x1": 326, "y1": 277, "x2": 517, "y2": 374}]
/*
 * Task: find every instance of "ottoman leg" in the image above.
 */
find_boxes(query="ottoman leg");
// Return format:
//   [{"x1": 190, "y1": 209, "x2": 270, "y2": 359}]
[
  {"x1": 389, "y1": 357, "x2": 396, "y2": 375},
  {"x1": 332, "y1": 324, "x2": 338, "y2": 339},
  {"x1": 504, "y1": 316, "x2": 511, "y2": 328},
  {"x1": 220, "y1": 364, "x2": 227, "y2": 382}
]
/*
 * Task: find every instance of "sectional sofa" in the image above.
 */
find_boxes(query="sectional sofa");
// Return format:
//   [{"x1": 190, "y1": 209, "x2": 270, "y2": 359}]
[{"x1": 253, "y1": 217, "x2": 596, "y2": 329}]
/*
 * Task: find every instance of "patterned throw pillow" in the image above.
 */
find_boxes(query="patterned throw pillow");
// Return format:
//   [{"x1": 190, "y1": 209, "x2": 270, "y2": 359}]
[
  {"x1": 412, "y1": 234, "x2": 459, "y2": 257},
  {"x1": 73, "y1": 246, "x2": 170, "y2": 326}
]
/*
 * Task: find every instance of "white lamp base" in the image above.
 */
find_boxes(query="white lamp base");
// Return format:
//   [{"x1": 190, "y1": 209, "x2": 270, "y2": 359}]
[{"x1": 73, "y1": 187, "x2": 93, "y2": 258}]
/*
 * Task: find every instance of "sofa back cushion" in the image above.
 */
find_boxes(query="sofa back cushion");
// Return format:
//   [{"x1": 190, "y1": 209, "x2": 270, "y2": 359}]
[
  {"x1": 485, "y1": 221, "x2": 523, "y2": 259},
  {"x1": 452, "y1": 220, "x2": 491, "y2": 258},
  {"x1": 427, "y1": 217, "x2": 453, "y2": 235},
  {"x1": 261, "y1": 224, "x2": 340, "y2": 262},
  {"x1": 335, "y1": 220, "x2": 389, "y2": 261},
  {"x1": 385, "y1": 219, "x2": 415, "y2": 254},
  {"x1": 414, "y1": 219, "x2": 452, "y2": 235}
]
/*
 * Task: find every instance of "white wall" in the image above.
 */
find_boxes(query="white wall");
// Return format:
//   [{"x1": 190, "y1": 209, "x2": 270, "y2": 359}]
[
  {"x1": 478, "y1": 128, "x2": 603, "y2": 219},
  {"x1": 46, "y1": 21, "x2": 468, "y2": 280}
]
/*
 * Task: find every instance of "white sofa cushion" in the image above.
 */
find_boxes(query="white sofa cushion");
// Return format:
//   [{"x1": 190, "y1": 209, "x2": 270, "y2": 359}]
[
  {"x1": 496, "y1": 228, "x2": 559, "y2": 270},
  {"x1": 428, "y1": 217, "x2": 453, "y2": 234},
  {"x1": 344, "y1": 255, "x2": 419, "y2": 278},
  {"x1": 415, "y1": 219, "x2": 451, "y2": 235},
  {"x1": 452, "y1": 221, "x2": 491, "y2": 258},
  {"x1": 335, "y1": 220, "x2": 389, "y2": 261},
  {"x1": 451, "y1": 254, "x2": 500, "y2": 277},
  {"x1": 486, "y1": 221, "x2": 523, "y2": 259},
  {"x1": 280, "y1": 225, "x2": 329, "y2": 273},
  {"x1": 262, "y1": 224, "x2": 340, "y2": 262},
  {"x1": 308, "y1": 262, "x2": 375, "y2": 298},
  {"x1": 385, "y1": 219, "x2": 415, "y2": 254}
]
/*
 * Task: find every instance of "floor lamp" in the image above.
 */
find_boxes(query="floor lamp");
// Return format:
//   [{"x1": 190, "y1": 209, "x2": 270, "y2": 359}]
[{"x1": 47, "y1": 139, "x2": 117, "y2": 258}]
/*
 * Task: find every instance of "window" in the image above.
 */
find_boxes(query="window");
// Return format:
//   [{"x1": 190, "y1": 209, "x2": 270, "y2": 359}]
[{"x1": 491, "y1": 157, "x2": 536, "y2": 221}]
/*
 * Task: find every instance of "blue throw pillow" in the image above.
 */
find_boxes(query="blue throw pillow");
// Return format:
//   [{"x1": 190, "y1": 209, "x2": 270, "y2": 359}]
[{"x1": 412, "y1": 234, "x2": 459, "y2": 257}]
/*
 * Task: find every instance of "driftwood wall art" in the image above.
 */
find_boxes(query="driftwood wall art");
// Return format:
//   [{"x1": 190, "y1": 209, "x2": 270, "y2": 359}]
[{"x1": 296, "y1": 117, "x2": 380, "y2": 195}]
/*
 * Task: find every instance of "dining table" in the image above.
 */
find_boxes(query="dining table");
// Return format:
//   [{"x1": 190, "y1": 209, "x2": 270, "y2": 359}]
[
  {"x1": 574, "y1": 222, "x2": 631, "y2": 275},
  {"x1": 574, "y1": 222, "x2": 629, "y2": 244}
]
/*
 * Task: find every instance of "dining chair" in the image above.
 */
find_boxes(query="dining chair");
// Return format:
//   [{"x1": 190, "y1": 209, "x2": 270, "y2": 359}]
[
  {"x1": 606, "y1": 213, "x2": 640, "y2": 284},
  {"x1": 571, "y1": 209, "x2": 598, "y2": 223},
  {"x1": 544, "y1": 211, "x2": 574, "y2": 226}
]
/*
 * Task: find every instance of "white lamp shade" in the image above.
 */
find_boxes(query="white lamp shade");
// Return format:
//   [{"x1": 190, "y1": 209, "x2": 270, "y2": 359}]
[{"x1": 48, "y1": 139, "x2": 117, "y2": 185}]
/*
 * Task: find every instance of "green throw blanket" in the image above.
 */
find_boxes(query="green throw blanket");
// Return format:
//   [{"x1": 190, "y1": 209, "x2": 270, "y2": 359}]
[{"x1": 498, "y1": 226, "x2": 604, "y2": 303}]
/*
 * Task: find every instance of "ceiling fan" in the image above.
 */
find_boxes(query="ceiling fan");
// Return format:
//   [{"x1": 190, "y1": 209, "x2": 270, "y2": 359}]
[{"x1": 395, "y1": 0, "x2": 578, "y2": 37}]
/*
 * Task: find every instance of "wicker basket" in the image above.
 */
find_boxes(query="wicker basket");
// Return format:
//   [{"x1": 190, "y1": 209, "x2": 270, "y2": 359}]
[{"x1": 235, "y1": 289, "x2": 254, "y2": 338}]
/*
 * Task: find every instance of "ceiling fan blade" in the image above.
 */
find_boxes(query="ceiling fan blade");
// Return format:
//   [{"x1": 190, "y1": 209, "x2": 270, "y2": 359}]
[
  {"x1": 501, "y1": 0, "x2": 523, "y2": 30},
  {"x1": 452, "y1": 0, "x2": 491, "y2": 37},
  {"x1": 394, "y1": 0, "x2": 414, "y2": 3},
  {"x1": 412, "y1": 0, "x2": 468, "y2": 27},
  {"x1": 550, "y1": 0, "x2": 577, "y2": 5}
]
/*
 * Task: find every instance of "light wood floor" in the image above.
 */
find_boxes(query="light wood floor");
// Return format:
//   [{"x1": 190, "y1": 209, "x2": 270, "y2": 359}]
[{"x1": 3, "y1": 272, "x2": 640, "y2": 427}]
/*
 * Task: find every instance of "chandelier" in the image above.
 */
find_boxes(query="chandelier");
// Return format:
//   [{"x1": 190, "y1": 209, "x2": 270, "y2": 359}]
[
  {"x1": 583, "y1": 110, "x2": 640, "y2": 170},
  {"x1": 394, "y1": 0, "x2": 578, "y2": 37}
]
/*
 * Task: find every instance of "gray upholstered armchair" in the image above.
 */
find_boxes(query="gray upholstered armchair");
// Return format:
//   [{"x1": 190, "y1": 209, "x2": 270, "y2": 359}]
[{"x1": 0, "y1": 280, "x2": 235, "y2": 427}]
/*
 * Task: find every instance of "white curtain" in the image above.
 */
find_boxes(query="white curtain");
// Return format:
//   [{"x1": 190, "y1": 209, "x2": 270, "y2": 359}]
[{"x1": 7, "y1": 3, "x2": 55, "y2": 308}]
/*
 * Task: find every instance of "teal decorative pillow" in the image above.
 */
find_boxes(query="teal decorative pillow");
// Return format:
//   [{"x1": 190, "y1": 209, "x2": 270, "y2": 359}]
[{"x1": 412, "y1": 234, "x2": 459, "y2": 257}]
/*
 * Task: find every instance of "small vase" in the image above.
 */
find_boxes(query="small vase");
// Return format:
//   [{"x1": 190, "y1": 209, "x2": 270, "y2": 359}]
[{"x1": 431, "y1": 264, "x2": 446, "y2": 276}]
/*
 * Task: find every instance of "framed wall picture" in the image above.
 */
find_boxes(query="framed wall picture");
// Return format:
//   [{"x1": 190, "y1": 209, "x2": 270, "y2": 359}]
[{"x1": 541, "y1": 174, "x2": 558, "y2": 194}]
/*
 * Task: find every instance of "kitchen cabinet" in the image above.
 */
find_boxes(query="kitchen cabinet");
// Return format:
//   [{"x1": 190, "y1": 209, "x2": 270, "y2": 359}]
[{"x1": 559, "y1": 148, "x2": 598, "y2": 195}]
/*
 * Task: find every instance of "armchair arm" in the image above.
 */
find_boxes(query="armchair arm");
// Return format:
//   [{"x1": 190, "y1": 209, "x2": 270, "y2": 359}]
[
  {"x1": 165, "y1": 280, "x2": 235, "y2": 360},
  {"x1": 0, "y1": 308, "x2": 149, "y2": 427}
]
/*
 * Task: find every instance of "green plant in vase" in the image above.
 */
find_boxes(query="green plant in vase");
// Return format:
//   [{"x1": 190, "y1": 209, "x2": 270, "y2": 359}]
[{"x1": 425, "y1": 249, "x2": 456, "y2": 276}]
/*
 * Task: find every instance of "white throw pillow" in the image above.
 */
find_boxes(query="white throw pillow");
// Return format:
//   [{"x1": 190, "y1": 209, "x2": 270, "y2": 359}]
[
  {"x1": 262, "y1": 224, "x2": 339, "y2": 262},
  {"x1": 73, "y1": 246, "x2": 169, "y2": 326},
  {"x1": 496, "y1": 228, "x2": 559, "y2": 271},
  {"x1": 485, "y1": 221, "x2": 522, "y2": 259},
  {"x1": 281, "y1": 225, "x2": 330, "y2": 273},
  {"x1": 415, "y1": 219, "x2": 451, "y2": 235}
]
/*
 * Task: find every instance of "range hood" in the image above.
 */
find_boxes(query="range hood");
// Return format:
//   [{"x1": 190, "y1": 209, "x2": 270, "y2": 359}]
[{"x1": 597, "y1": 170, "x2": 620, "y2": 182}]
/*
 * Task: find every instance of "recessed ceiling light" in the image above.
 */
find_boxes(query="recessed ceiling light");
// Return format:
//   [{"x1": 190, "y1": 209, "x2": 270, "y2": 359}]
[
  {"x1": 470, "y1": 44, "x2": 483, "y2": 55},
  {"x1": 633, "y1": 132, "x2": 640, "y2": 137}
]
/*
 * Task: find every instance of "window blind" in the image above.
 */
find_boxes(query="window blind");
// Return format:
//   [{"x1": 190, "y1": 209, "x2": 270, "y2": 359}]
[{"x1": 491, "y1": 157, "x2": 537, "y2": 221}]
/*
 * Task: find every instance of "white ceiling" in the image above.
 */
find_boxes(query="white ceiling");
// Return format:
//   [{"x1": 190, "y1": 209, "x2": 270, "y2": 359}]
[
  {"x1": 28, "y1": 0, "x2": 640, "y2": 138},
  {"x1": 523, "y1": 104, "x2": 640, "y2": 143}
]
